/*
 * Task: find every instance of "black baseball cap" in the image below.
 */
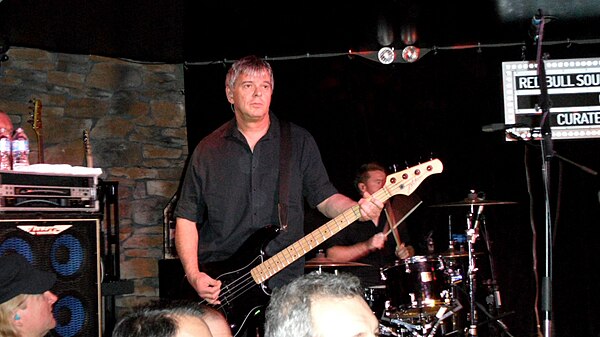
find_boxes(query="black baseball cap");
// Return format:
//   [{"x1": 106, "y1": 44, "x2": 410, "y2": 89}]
[{"x1": 0, "y1": 254, "x2": 57, "y2": 304}]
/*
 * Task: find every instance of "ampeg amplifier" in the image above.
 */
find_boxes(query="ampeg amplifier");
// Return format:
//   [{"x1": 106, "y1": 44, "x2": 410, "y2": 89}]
[
  {"x1": 0, "y1": 169, "x2": 101, "y2": 212},
  {"x1": 0, "y1": 215, "x2": 103, "y2": 337}
]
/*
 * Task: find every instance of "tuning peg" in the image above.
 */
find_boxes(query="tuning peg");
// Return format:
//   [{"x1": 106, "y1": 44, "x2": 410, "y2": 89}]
[{"x1": 389, "y1": 161, "x2": 411, "y2": 173}]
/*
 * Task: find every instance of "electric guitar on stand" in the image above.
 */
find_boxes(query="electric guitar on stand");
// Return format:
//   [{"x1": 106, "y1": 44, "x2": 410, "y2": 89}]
[
  {"x1": 27, "y1": 98, "x2": 44, "y2": 163},
  {"x1": 83, "y1": 129, "x2": 93, "y2": 167},
  {"x1": 179, "y1": 159, "x2": 443, "y2": 336}
]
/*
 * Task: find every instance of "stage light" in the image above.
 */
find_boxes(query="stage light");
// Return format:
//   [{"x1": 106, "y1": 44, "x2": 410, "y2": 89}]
[
  {"x1": 378, "y1": 47, "x2": 395, "y2": 64},
  {"x1": 401, "y1": 45, "x2": 420, "y2": 63}
]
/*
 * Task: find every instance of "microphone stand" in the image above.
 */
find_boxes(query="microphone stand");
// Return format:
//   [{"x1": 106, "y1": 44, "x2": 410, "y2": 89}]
[
  {"x1": 466, "y1": 204, "x2": 483, "y2": 337},
  {"x1": 533, "y1": 9, "x2": 553, "y2": 337},
  {"x1": 503, "y1": 14, "x2": 597, "y2": 334}
]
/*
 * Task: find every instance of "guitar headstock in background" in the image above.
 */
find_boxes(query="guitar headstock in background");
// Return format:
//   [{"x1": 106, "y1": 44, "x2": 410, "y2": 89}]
[
  {"x1": 83, "y1": 129, "x2": 94, "y2": 167},
  {"x1": 28, "y1": 98, "x2": 44, "y2": 163},
  {"x1": 28, "y1": 98, "x2": 43, "y2": 137}
]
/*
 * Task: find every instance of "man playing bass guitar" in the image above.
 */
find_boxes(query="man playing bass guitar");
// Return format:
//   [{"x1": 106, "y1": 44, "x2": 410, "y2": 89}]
[{"x1": 174, "y1": 55, "x2": 384, "y2": 337}]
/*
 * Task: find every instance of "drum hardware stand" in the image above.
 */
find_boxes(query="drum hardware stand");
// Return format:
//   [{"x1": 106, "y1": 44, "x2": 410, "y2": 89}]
[
  {"x1": 465, "y1": 203, "x2": 484, "y2": 337},
  {"x1": 443, "y1": 214, "x2": 465, "y2": 337},
  {"x1": 474, "y1": 302, "x2": 516, "y2": 337},
  {"x1": 444, "y1": 280, "x2": 463, "y2": 336},
  {"x1": 480, "y1": 216, "x2": 514, "y2": 337},
  {"x1": 381, "y1": 300, "x2": 463, "y2": 337},
  {"x1": 427, "y1": 299, "x2": 463, "y2": 337}
]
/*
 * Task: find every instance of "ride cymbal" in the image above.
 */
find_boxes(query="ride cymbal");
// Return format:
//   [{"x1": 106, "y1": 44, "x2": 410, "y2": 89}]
[{"x1": 429, "y1": 198, "x2": 517, "y2": 207}]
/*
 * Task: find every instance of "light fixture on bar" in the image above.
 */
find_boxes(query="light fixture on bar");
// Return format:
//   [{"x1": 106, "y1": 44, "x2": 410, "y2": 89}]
[
  {"x1": 401, "y1": 45, "x2": 420, "y2": 63},
  {"x1": 377, "y1": 47, "x2": 395, "y2": 64},
  {"x1": 351, "y1": 46, "x2": 429, "y2": 65}
]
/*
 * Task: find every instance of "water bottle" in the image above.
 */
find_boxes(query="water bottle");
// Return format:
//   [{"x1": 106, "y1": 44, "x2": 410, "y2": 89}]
[
  {"x1": 11, "y1": 127, "x2": 30, "y2": 169},
  {"x1": 0, "y1": 127, "x2": 11, "y2": 171}
]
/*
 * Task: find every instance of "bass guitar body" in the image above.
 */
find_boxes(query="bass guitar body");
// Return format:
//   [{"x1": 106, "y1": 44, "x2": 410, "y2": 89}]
[{"x1": 177, "y1": 225, "x2": 280, "y2": 336}]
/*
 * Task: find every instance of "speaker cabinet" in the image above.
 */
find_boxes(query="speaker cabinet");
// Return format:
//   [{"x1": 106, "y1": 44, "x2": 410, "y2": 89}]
[{"x1": 0, "y1": 215, "x2": 102, "y2": 337}]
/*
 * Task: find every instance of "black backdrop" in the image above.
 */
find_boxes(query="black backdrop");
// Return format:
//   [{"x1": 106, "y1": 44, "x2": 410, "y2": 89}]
[{"x1": 183, "y1": 44, "x2": 600, "y2": 337}]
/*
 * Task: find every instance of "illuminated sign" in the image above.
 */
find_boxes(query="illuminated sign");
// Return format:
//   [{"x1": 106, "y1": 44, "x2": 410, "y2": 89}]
[{"x1": 502, "y1": 57, "x2": 600, "y2": 141}]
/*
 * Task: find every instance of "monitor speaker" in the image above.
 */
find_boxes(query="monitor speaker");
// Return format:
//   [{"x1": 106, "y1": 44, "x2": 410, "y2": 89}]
[{"x1": 0, "y1": 216, "x2": 102, "y2": 337}]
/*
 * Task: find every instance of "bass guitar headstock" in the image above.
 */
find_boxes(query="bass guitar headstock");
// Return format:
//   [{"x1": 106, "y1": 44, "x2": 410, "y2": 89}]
[{"x1": 383, "y1": 159, "x2": 443, "y2": 198}]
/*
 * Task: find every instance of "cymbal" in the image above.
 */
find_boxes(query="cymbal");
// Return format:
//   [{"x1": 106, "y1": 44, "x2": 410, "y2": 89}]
[
  {"x1": 388, "y1": 303, "x2": 445, "y2": 319},
  {"x1": 305, "y1": 257, "x2": 371, "y2": 268},
  {"x1": 439, "y1": 250, "x2": 483, "y2": 258},
  {"x1": 429, "y1": 198, "x2": 517, "y2": 207}
]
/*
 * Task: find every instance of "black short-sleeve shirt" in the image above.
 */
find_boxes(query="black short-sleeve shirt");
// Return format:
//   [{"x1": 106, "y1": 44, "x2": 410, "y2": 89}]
[{"x1": 174, "y1": 114, "x2": 338, "y2": 288}]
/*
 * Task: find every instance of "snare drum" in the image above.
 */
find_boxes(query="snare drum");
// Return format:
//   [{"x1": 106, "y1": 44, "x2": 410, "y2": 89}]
[{"x1": 382, "y1": 256, "x2": 447, "y2": 312}]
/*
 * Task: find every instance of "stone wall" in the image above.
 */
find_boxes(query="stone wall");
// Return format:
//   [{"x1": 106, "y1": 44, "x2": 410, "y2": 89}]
[{"x1": 0, "y1": 47, "x2": 187, "y2": 312}]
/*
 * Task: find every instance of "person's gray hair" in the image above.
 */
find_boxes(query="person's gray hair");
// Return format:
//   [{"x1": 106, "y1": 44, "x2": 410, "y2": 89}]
[
  {"x1": 264, "y1": 272, "x2": 364, "y2": 337},
  {"x1": 225, "y1": 55, "x2": 274, "y2": 91}
]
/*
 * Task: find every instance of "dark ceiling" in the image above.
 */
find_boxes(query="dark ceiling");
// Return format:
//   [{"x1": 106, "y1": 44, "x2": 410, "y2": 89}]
[{"x1": 1, "y1": 0, "x2": 600, "y2": 63}]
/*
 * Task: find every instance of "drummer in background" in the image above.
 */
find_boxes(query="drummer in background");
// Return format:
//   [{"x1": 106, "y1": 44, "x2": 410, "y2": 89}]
[{"x1": 324, "y1": 162, "x2": 417, "y2": 288}]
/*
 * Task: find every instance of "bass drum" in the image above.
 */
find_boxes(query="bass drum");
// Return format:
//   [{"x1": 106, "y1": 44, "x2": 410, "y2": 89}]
[{"x1": 381, "y1": 256, "x2": 448, "y2": 316}]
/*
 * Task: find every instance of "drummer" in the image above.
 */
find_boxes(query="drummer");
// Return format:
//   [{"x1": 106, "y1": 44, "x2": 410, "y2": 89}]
[{"x1": 323, "y1": 162, "x2": 417, "y2": 288}]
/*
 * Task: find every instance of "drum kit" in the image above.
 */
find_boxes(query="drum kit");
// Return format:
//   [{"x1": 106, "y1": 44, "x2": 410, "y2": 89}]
[{"x1": 306, "y1": 192, "x2": 516, "y2": 337}]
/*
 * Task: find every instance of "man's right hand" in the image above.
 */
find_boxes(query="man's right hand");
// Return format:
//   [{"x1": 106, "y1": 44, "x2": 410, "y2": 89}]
[
  {"x1": 366, "y1": 232, "x2": 386, "y2": 251},
  {"x1": 187, "y1": 271, "x2": 222, "y2": 304}
]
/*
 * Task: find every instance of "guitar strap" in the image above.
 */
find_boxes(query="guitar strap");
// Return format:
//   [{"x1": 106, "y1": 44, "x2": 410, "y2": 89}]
[{"x1": 278, "y1": 120, "x2": 291, "y2": 231}]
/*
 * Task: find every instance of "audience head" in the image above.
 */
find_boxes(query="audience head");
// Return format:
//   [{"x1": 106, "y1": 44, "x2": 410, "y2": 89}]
[
  {"x1": 191, "y1": 304, "x2": 232, "y2": 337},
  {"x1": 112, "y1": 301, "x2": 231, "y2": 337},
  {"x1": 264, "y1": 271, "x2": 380, "y2": 337},
  {"x1": 112, "y1": 309, "x2": 211, "y2": 337},
  {"x1": 0, "y1": 254, "x2": 58, "y2": 337},
  {"x1": 159, "y1": 301, "x2": 231, "y2": 337}
]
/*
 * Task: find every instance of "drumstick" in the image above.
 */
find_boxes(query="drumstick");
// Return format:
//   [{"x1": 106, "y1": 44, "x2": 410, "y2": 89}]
[
  {"x1": 383, "y1": 200, "x2": 423, "y2": 237},
  {"x1": 383, "y1": 206, "x2": 403, "y2": 247}
]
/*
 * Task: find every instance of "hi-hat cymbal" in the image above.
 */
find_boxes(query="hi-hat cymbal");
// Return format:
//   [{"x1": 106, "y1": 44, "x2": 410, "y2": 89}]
[
  {"x1": 305, "y1": 257, "x2": 371, "y2": 268},
  {"x1": 429, "y1": 198, "x2": 517, "y2": 207}
]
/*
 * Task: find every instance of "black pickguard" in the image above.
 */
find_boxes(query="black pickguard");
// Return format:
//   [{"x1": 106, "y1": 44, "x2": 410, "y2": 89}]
[{"x1": 177, "y1": 225, "x2": 280, "y2": 336}]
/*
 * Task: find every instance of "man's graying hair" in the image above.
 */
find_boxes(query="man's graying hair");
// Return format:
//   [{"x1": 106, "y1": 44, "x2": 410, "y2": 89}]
[
  {"x1": 225, "y1": 55, "x2": 274, "y2": 90},
  {"x1": 264, "y1": 272, "x2": 364, "y2": 337}
]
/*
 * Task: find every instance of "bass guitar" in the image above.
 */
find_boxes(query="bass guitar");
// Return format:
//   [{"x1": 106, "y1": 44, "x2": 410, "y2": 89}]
[{"x1": 180, "y1": 159, "x2": 443, "y2": 336}]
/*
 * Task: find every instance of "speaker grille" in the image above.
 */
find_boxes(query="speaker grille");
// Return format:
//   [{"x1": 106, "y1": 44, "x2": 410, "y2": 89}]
[{"x1": 0, "y1": 217, "x2": 102, "y2": 337}]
